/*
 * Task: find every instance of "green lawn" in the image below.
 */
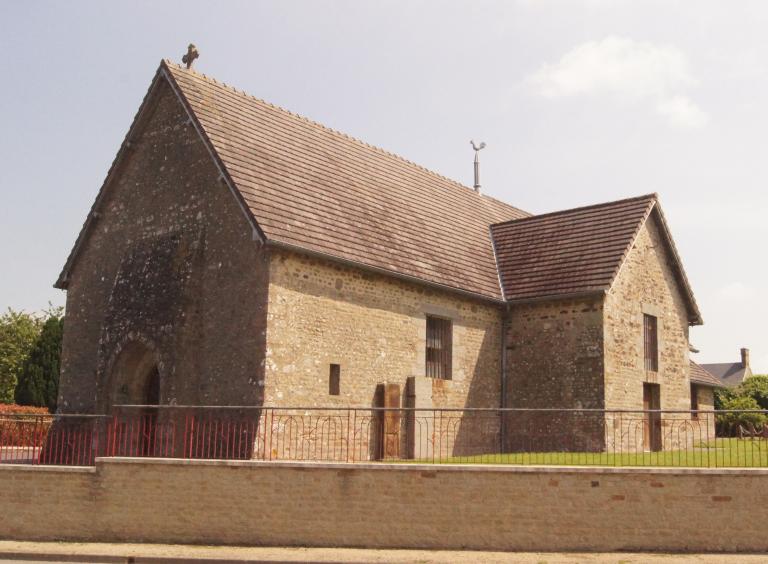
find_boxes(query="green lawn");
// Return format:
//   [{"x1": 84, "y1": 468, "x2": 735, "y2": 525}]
[{"x1": 409, "y1": 438, "x2": 768, "y2": 467}]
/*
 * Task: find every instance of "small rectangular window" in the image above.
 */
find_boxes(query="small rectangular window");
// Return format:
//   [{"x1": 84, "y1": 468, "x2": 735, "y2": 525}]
[
  {"x1": 690, "y1": 383, "x2": 699, "y2": 419},
  {"x1": 643, "y1": 314, "x2": 659, "y2": 372},
  {"x1": 329, "y1": 364, "x2": 340, "y2": 395},
  {"x1": 426, "y1": 316, "x2": 452, "y2": 380}
]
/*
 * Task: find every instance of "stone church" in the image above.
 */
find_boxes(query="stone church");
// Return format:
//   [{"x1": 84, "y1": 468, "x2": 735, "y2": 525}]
[{"x1": 54, "y1": 59, "x2": 716, "y2": 453}]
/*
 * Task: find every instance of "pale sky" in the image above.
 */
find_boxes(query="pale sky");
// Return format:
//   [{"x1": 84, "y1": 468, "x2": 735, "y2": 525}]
[{"x1": 0, "y1": 1, "x2": 765, "y2": 372}]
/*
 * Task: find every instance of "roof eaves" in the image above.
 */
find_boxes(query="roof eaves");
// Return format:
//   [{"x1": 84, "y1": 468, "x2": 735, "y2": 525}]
[
  {"x1": 690, "y1": 377, "x2": 722, "y2": 387},
  {"x1": 505, "y1": 289, "x2": 606, "y2": 306},
  {"x1": 690, "y1": 361, "x2": 724, "y2": 387},
  {"x1": 268, "y1": 239, "x2": 507, "y2": 305}
]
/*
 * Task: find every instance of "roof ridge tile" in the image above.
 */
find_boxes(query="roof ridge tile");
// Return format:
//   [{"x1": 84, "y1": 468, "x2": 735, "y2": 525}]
[{"x1": 491, "y1": 193, "x2": 657, "y2": 228}]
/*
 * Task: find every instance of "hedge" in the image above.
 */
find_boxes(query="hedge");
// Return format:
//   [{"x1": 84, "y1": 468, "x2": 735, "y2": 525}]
[{"x1": 0, "y1": 404, "x2": 51, "y2": 447}]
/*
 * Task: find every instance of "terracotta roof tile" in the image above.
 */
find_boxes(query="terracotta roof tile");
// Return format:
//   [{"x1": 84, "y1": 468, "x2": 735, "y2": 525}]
[
  {"x1": 163, "y1": 62, "x2": 529, "y2": 300},
  {"x1": 490, "y1": 195, "x2": 656, "y2": 302},
  {"x1": 690, "y1": 361, "x2": 724, "y2": 387}
]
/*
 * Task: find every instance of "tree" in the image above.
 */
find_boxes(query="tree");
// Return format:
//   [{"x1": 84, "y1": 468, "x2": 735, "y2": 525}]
[
  {"x1": 15, "y1": 308, "x2": 64, "y2": 412},
  {"x1": 0, "y1": 309, "x2": 42, "y2": 404},
  {"x1": 714, "y1": 385, "x2": 735, "y2": 410},
  {"x1": 716, "y1": 395, "x2": 766, "y2": 435},
  {"x1": 737, "y1": 375, "x2": 768, "y2": 410}
]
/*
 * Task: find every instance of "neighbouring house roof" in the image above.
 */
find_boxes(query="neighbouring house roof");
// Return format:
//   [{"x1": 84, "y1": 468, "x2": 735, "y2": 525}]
[
  {"x1": 689, "y1": 361, "x2": 723, "y2": 387},
  {"x1": 699, "y1": 362, "x2": 749, "y2": 388},
  {"x1": 489, "y1": 195, "x2": 703, "y2": 324}
]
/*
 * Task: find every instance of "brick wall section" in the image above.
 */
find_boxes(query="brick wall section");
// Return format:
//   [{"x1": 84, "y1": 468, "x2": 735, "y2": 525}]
[
  {"x1": 264, "y1": 249, "x2": 504, "y2": 410},
  {"x1": 58, "y1": 79, "x2": 269, "y2": 413},
  {"x1": 2, "y1": 459, "x2": 768, "y2": 552}
]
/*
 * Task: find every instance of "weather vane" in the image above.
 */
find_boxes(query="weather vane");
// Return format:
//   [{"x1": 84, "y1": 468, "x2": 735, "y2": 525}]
[
  {"x1": 470, "y1": 140, "x2": 486, "y2": 192},
  {"x1": 182, "y1": 44, "x2": 199, "y2": 69}
]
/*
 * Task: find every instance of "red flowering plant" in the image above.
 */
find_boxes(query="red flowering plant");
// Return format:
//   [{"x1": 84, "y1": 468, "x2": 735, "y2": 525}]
[{"x1": 0, "y1": 404, "x2": 51, "y2": 447}]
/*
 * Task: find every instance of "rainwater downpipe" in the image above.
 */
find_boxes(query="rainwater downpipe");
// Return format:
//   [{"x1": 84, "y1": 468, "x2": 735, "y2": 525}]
[{"x1": 500, "y1": 303, "x2": 510, "y2": 452}]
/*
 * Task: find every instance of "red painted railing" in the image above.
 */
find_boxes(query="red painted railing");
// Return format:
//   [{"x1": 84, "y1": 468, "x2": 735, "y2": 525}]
[{"x1": 0, "y1": 414, "x2": 103, "y2": 466}]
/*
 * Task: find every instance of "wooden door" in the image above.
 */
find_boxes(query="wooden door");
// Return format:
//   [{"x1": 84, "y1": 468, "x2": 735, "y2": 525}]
[
  {"x1": 643, "y1": 383, "x2": 662, "y2": 452},
  {"x1": 373, "y1": 383, "x2": 401, "y2": 460}
]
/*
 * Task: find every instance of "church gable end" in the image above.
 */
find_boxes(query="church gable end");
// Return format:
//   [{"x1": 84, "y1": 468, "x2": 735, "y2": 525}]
[
  {"x1": 603, "y1": 210, "x2": 695, "y2": 414},
  {"x1": 57, "y1": 77, "x2": 269, "y2": 413}
]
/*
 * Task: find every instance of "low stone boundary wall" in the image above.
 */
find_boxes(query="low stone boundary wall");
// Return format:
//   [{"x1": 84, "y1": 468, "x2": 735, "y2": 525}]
[{"x1": 2, "y1": 458, "x2": 767, "y2": 552}]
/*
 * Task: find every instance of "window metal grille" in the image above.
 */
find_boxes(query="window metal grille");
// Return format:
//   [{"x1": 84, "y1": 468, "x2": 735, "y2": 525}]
[
  {"x1": 643, "y1": 314, "x2": 658, "y2": 372},
  {"x1": 426, "y1": 316, "x2": 452, "y2": 380}
]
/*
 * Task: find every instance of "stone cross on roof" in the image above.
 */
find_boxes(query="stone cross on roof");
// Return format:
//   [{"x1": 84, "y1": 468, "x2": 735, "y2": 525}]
[{"x1": 182, "y1": 44, "x2": 199, "y2": 69}]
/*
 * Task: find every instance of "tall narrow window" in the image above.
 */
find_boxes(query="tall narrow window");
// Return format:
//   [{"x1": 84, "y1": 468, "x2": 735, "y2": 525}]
[
  {"x1": 329, "y1": 364, "x2": 341, "y2": 395},
  {"x1": 426, "y1": 316, "x2": 452, "y2": 380},
  {"x1": 643, "y1": 314, "x2": 658, "y2": 372}
]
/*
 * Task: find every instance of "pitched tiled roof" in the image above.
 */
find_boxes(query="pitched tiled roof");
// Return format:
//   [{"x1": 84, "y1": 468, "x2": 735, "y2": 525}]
[
  {"x1": 490, "y1": 194, "x2": 703, "y2": 324},
  {"x1": 159, "y1": 62, "x2": 528, "y2": 300},
  {"x1": 699, "y1": 363, "x2": 748, "y2": 388},
  {"x1": 690, "y1": 361, "x2": 723, "y2": 387},
  {"x1": 56, "y1": 60, "x2": 702, "y2": 318},
  {"x1": 489, "y1": 194, "x2": 652, "y2": 300}
]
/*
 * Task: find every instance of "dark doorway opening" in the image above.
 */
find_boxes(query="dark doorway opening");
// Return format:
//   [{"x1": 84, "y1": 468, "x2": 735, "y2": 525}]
[
  {"x1": 643, "y1": 383, "x2": 662, "y2": 452},
  {"x1": 139, "y1": 365, "x2": 161, "y2": 456}
]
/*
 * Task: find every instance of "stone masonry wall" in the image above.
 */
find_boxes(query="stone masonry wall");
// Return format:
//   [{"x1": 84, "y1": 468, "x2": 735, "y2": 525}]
[
  {"x1": 265, "y1": 249, "x2": 504, "y2": 409},
  {"x1": 58, "y1": 78, "x2": 269, "y2": 413},
  {"x1": 604, "y1": 213, "x2": 694, "y2": 449},
  {"x1": 263, "y1": 249, "x2": 505, "y2": 458},
  {"x1": 694, "y1": 385, "x2": 717, "y2": 441},
  {"x1": 2, "y1": 458, "x2": 767, "y2": 552},
  {"x1": 504, "y1": 297, "x2": 605, "y2": 451}
]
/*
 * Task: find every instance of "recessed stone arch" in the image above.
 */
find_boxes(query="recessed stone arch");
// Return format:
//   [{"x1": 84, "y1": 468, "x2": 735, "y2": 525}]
[{"x1": 105, "y1": 337, "x2": 162, "y2": 412}]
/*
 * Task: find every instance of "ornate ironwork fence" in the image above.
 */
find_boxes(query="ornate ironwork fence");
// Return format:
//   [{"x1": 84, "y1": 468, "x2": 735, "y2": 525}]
[{"x1": 2, "y1": 406, "x2": 766, "y2": 467}]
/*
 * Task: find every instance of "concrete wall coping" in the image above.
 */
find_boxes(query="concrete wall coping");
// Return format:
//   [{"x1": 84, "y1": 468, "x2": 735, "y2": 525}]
[
  {"x1": 0, "y1": 463, "x2": 95, "y2": 474},
  {"x1": 3, "y1": 457, "x2": 765, "y2": 477},
  {"x1": 93, "y1": 457, "x2": 768, "y2": 476}
]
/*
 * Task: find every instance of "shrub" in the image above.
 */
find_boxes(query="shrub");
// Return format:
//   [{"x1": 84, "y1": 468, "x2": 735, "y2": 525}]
[
  {"x1": 716, "y1": 395, "x2": 767, "y2": 437},
  {"x1": 714, "y1": 386, "x2": 735, "y2": 410},
  {"x1": 736, "y1": 375, "x2": 768, "y2": 410}
]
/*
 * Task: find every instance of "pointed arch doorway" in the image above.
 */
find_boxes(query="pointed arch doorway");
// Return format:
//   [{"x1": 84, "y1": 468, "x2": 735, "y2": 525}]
[{"x1": 108, "y1": 340, "x2": 162, "y2": 456}]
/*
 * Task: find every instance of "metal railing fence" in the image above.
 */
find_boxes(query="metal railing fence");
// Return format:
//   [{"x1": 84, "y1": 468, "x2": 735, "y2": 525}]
[{"x1": 1, "y1": 406, "x2": 766, "y2": 468}]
